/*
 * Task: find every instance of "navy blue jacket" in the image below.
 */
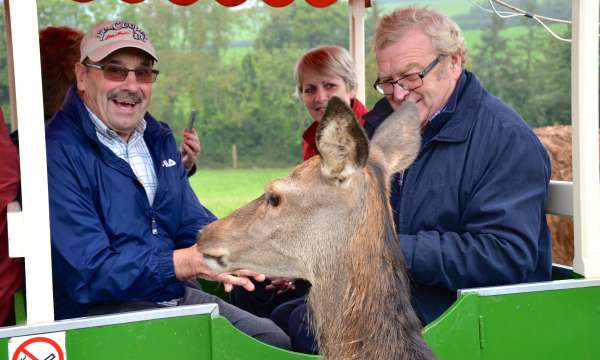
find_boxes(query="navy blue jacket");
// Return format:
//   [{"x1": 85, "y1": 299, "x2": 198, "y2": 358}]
[
  {"x1": 46, "y1": 87, "x2": 217, "y2": 319},
  {"x1": 365, "y1": 71, "x2": 552, "y2": 324}
]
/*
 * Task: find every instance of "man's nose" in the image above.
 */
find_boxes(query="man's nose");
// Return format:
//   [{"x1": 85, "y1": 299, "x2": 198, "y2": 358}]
[
  {"x1": 123, "y1": 71, "x2": 142, "y2": 90},
  {"x1": 391, "y1": 83, "x2": 410, "y2": 102}
]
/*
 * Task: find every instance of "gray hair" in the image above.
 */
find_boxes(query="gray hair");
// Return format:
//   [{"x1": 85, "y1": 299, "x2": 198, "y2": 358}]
[
  {"x1": 294, "y1": 45, "x2": 357, "y2": 98},
  {"x1": 374, "y1": 6, "x2": 468, "y2": 67}
]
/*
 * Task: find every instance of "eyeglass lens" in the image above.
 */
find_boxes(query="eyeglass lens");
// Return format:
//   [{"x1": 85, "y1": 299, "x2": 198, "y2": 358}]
[
  {"x1": 379, "y1": 74, "x2": 422, "y2": 94},
  {"x1": 103, "y1": 64, "x2": 157, "y2": 83}
]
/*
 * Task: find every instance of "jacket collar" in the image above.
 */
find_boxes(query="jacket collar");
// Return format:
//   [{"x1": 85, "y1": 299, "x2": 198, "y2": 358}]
[{"x1": 61, "y1": 86, "x2": 171, "y2": 177}]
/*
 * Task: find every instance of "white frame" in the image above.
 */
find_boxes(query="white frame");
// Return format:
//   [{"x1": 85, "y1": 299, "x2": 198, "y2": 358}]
[{"x1": 3, "y1": 0, "x2": 599, "y2": 325}]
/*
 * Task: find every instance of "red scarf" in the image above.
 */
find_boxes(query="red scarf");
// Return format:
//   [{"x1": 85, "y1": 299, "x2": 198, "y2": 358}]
[{"x1": 302, "y1": 98, "x2": 368, "y2": 161}]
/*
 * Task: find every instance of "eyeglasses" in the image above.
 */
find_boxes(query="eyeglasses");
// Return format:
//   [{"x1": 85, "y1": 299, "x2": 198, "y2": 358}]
[
  {"x1": 373, "y1": 56, "x2": 443, "y2": 95},
  {"x1": 84, "y1": 63, "x2": 159, "y2": 83}
]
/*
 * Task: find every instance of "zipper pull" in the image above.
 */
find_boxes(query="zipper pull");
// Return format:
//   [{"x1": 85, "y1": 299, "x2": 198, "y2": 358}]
[{"x1": 151, "y1": 217, "x2": 158, "y2": 235}]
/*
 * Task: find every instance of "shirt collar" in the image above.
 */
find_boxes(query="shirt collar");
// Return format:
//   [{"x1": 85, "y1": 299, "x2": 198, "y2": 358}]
[{"x1": 85, "y1": 105, "x2": 146, "y2": 144}]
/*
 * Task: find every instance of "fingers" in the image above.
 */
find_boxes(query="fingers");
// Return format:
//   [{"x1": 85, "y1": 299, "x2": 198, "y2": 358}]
[
  {"x1": 181, "y1": 143, "x2": 194, "y2": 158},
  {"x1": 216, "y1": 273, "x2": 256, "y2": 292},
  {"x1": 233, "y1": 270, "x2": 265, "y2": 282},
  {"x1": 182, "y1": 129, "x2": 201, "y2": 153},
  {"x1": 266, "y1": 278, "x2": 295, "y2": 293}
]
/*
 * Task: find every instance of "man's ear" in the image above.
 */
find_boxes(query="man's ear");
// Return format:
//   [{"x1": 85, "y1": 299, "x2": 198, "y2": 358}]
[
  {"x1": 449, "y1": 53, "x2": 462, "y2": 80},
  {"x1": 74, "y1": 63, "x2": 87, "y2": 92}
]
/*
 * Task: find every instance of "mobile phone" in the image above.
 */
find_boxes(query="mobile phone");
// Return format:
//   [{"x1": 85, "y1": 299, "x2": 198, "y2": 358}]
[{"x1": 187, "y1": 108, "x2": 197, "y2": 131}]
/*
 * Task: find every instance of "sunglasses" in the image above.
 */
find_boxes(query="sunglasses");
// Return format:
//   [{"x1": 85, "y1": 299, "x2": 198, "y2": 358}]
[{"x1": 84, "y1": 63, "x2": 159, "y2": 83}]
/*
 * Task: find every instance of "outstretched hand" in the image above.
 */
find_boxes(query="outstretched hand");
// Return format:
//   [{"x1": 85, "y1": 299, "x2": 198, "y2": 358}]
[
  {"x1": 266, "y1": 277, "x2": 296, "y2": 295},
  {"x1": 173, "y1": 245, "x2": 265, "y2": 292},
  {"x1": 216, "y1": 271, "x2": 266, "y2": 293}
]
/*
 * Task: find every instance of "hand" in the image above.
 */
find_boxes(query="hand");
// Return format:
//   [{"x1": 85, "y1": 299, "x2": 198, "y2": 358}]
[
  {"x1": 216, "y1": 270, "x2": 266, "y2": 293},
  {"x1": 266, "y1": 277, "x2": 296, "y2": 295},
  {"x1": 173, "y1": 245, "x2": 265, "y2": 292},
  {"x1": 181, "y1": 128, "x2": 201, "y2": 173}
]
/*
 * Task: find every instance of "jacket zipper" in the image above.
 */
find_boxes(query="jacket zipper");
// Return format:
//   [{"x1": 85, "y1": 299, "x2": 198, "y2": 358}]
[{"x1": 151, "y1": 213, "x2": 158, "y2": 235}]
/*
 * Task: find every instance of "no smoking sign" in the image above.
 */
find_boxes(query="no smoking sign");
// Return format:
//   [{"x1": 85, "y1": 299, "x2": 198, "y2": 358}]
[{"x1": 8, "y1": 332, "x2": 66, "y2": 360}]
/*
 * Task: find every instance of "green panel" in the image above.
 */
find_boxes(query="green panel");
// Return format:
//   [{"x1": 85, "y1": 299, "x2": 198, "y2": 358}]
[
  {"x1": 424, "y1": 293, "x2": 482, "y2": 359},
  {"x1": 211, "y1": 316, "x2": 321, "y2": 360},
  {"x1": 0, "y1": 338, "x2": 7, "y2": 360},
  {"x1": 13, "y1": 289, "x2": 26, "y2": 326},
  {"x1": 4, "y1": 284, "x2": 599, "y2": 360},
  {"x1": 478, "y1": 286, "x2": 600, "y2": 360},
  {"x1": 66, "y1": 314, "x2": 213, "y2": 359}
]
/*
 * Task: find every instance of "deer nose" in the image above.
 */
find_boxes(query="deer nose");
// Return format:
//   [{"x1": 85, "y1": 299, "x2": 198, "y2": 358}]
[
  {"x1": 202, "y1": 254, "x2": 226, "y2": 267},
  {"x1": 202, "y1": 251, "x2": 227, "y2": 268}
]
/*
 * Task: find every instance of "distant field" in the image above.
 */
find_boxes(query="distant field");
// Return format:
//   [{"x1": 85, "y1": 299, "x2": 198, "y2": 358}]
[
  {"x1": 378, "y1": 0, "x2": 472, "y2": 16},
  {"x1": 190, "y1": 168, "x2": 292, "y2": 218},
  {"x1": 463, "y1": 23, "x2": 570, "y2": 52}
]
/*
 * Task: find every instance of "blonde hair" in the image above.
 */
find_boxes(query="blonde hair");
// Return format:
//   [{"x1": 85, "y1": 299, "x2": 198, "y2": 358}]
[
  {"x1": 294, "y1": 45, "x2": 357, "y2": 98},
  {"x1": 375, "y1": 7, "x2": 468, "y2": 67}
]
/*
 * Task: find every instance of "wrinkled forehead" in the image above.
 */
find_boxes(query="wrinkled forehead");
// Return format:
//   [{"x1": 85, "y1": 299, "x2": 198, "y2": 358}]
[{"x1": 376, "y1": 27, "x2": 435, "y2": 77}]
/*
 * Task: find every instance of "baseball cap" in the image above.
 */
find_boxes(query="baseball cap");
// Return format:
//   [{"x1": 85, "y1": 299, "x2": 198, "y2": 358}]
[{"x1": 79, "y1": 20, "x2": 158, "y2": 63}]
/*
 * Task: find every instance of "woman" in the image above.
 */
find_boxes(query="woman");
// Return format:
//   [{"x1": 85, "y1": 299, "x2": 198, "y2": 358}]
[
  {"x1": 231, "y1": 46, "x2": 367, "y2": 353},
  {"x1": 296, "y1": 45, "x2": 368, "y2": 161}
]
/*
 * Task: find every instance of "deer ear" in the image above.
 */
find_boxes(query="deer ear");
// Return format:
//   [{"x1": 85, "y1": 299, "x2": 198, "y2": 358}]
[
  {"x1": 316, "y1": 97, "x2": 369, "y2": 183},
  {"x1": 371, "y1": 101, "x2": 421, "y2": 174}
]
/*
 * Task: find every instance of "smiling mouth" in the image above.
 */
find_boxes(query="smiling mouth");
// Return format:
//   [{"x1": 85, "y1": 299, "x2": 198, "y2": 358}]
[{"x1": 112, "y1": 99, "x2": 138, "y2": 107}]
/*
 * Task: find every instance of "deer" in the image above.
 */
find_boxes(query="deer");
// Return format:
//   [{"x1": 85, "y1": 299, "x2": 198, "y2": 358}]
[{"x1": 197, "y1": 96, "x2": 436, "y2": 360}]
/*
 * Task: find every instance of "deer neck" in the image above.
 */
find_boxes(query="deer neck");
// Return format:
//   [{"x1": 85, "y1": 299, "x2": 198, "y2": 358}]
[{"x1": 307, "y1": 171, "x2": 433, "y2": 360}]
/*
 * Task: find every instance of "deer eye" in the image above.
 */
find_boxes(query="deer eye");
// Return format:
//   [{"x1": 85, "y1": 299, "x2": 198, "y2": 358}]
[{"x1": 266, "y1": 192, "x2": 280, "y2": 207}]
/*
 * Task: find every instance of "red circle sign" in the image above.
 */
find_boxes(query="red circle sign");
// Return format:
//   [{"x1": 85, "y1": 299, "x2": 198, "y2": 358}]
[{"x1": 11, "y1": 336, "x2": 65, "y2": 360}]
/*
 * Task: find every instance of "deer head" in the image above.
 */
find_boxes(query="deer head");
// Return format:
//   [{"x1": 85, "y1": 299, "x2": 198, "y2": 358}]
[{"x1": 197, "y1": 97, "x2": 420, "y2": 284}]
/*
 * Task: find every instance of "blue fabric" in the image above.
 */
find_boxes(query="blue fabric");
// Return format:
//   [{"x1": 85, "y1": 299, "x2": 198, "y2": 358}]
[
  {"x1": 46, "y1": 86, "x2": 217, "y2": 320},
  {"x1": 364, "y1": 70, "x2": 552, "y2": 324},
  {"x1": 287, "y1": 301, "x2": 318, "y2": 354}
]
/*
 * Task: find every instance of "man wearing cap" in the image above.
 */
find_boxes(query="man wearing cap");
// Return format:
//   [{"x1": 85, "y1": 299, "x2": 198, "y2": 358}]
[{"x1": 45, "y1": 20, "x2": 290, "y2": 349}]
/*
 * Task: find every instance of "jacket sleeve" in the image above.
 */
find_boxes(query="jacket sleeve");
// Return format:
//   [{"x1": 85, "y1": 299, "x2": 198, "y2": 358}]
[
  {"x1": 173, "y1": 171, "x2": 217, "y2": 248},
  {"x1": 47, "y1": 143, "x2": 183, "y2": 304},
  {"x1": 399, "y1": 122, "x2": 551, "y2": 292}
]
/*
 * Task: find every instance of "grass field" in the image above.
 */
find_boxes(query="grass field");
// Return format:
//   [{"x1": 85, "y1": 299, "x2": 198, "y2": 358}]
[
  {"x1": 189, "y1": 168, "x2": 292, "y2": 218},
  {"x1": 463, "y1": 23, "x2": 570, "y2": 52}
]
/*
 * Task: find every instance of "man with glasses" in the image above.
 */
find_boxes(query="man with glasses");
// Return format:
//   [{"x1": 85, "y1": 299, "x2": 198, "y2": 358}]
[
  {"x1": 365, "y1": 7, "x2": 552, "y2": 325},
  {"x1": 45, "y1": 20, "x2": 290, "y2": 349}
]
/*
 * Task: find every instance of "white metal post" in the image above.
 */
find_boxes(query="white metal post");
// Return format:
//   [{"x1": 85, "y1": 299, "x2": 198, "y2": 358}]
[
  {"x1": 5, "y1": 0, "x2": 55, "y2": 322},
  {"x1": 348, "y1": 0, "x2": 366, "y2": 104},
  {"x1": 571, "y1": 0, "x2": 600, "y2": 277}
]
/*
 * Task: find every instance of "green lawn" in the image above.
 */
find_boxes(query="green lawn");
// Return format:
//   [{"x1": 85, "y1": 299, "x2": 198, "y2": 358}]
[{"x1": 189, "y1": 168, "x2": 292, "y2": 218}]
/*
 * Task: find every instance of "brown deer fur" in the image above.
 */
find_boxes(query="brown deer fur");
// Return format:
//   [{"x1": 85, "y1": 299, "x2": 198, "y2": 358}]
[{"x1": 197, "y1": 97, "x2": 435, "y2": 360}]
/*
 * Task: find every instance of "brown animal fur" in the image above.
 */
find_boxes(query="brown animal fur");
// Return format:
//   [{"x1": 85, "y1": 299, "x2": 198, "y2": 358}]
[{"x1": 198, "y1": 97, "x2": 434, "y2": 359}]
